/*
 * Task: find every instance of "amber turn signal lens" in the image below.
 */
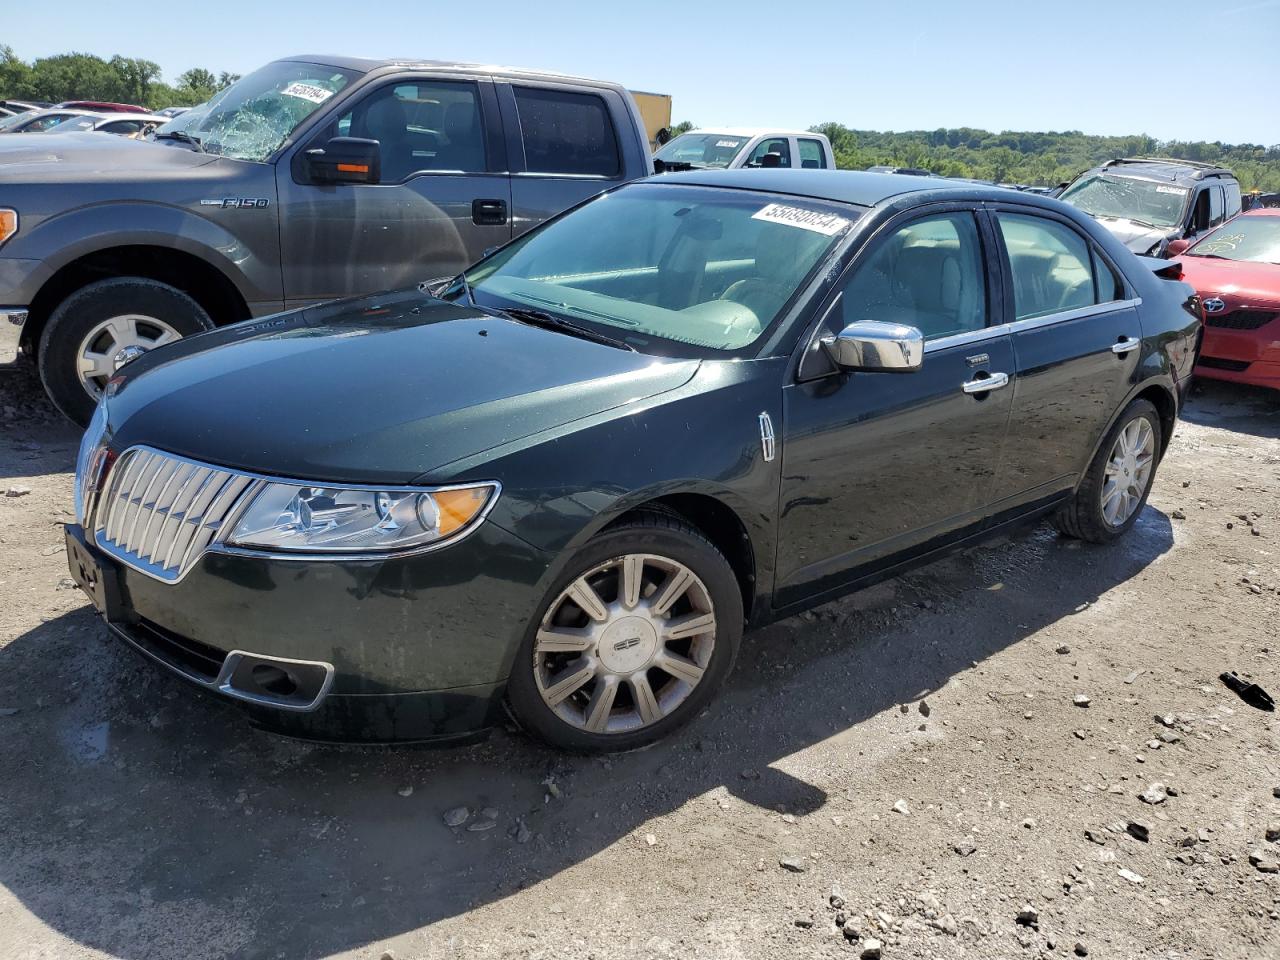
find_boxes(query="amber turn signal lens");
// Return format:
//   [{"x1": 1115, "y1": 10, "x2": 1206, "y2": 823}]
[
  {"x1": 434, "y1": 487, "x2": 490, "y2": 536},
  {"x1": 0, "y1": 209, "x2": 17, "y2": 246},
  {"x1": 336, "y1": 163, "x2": 369, "y2": 173}
]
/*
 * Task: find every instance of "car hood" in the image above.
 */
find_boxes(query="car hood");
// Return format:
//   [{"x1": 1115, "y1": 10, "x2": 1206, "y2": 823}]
[
  {"x1": 0, "y1": 131, "x2": 219, "y2": 181},
  {"x1": 105, "y1": 289, "x2": 699, "y2": 485},
  {"x1": 1173, "y1": 256, "x2": 1280, "y2": 308},
  {"x1": 1090, "y1": 216, "x2": 1174, "y2": 254}
]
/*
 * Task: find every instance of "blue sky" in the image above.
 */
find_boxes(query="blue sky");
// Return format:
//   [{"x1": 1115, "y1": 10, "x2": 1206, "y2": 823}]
[{"x1": 7, "y1": 0, "x2": 1279, "y2": 144}]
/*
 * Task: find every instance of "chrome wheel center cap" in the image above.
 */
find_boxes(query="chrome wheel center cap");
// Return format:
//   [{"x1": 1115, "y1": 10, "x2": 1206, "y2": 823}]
[
  {"x1": 113, "y1": 345, "x2": 147, "y2": 370},
  {"x1": 597, "y1": 615, "x2": 659, "y2": 674}
]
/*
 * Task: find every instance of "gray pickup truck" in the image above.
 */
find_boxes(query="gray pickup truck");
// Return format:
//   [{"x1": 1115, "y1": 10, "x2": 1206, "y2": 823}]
[{"x1": 0, "y1": 56, "x2": 654, "y2": 423}]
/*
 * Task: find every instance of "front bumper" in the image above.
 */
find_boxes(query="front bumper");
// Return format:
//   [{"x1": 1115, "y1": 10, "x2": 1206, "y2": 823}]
[
  {"x1": 1196, "y1": 324, "x2": 1280, "y2": 390},
  {"x1": 65, "y1": 520, "x2": 552, "y2": 742},
  {"x1": 0, "y1": 307, "x2": 27, "y2": 365}
]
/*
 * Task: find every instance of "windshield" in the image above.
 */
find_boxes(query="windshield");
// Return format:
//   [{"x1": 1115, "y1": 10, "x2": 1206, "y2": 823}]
[
  {"x1": 1059, "y1": 173, "x2": 1189, "y2": 229},
  {"x1": 153, "y1": 60, "x2": 359, "y2": 161},
  {"x1": 46, "y1": 115, "x2": 97, "y2": 132},
  {"x1": 0, "y1": 111, "x2": 31, "y2": 131},
  {"x1": 654, "y1": 133, "x2": 748, "y2": 169},
  {"x1": 1188, "y1": 216, "x2": 1280, "y2": 264},
  {"x1": 454, "y1": 183, "x2": 856, "y2": 355}
]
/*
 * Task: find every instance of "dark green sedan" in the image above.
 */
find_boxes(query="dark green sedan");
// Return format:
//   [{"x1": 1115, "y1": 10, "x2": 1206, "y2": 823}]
[{"x1": 65, "y1": 170, "x2": 1201, "y2": 750}]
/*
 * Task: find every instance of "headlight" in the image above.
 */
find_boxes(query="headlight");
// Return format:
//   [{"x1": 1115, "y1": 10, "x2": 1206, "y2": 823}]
[
  {"x1": 73, "y1": 401, "x2": 111, "y2": 525},
  {"x1": 225, "y1": 481, "x2": 499, "y2": 554},
  {"x1": 0, "y1": 208, "x2": 16, "y2": 247}
]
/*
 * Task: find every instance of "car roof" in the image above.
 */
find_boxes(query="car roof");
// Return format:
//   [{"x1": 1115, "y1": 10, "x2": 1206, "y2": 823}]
[
  {"x1": 1238, "y1": 207, "x2": 1280, "y2": 218},
  {"x1": 1095, "y1": 157, "x2": 1235, "y2": 184},
  {"x1": 681, "y1": 127, "x2": 819, "y2": 139},
  {"x1": 650, "y1": 168, "x2": 1021, "y2": 208},
  {"x1": 93, "y1": 113, "x2": 166, "y2": 123},
  {"x1": 283, "y1": 54, "x2": 623, "y2": 89}
]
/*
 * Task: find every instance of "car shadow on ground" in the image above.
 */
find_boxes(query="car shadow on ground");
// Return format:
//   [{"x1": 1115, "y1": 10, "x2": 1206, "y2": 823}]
[
  {"x1": 0, "y1": 510, "x2": 1173, "y2": 960},
  {"x1": 1181, "y1": 379, "x2": 1278, "y2": 438}
]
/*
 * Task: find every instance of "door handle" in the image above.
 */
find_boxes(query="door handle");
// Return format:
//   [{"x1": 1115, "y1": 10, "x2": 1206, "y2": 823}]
[
  {"x1": 962, "y1": 371, "x2": 1010, "y2": 394},
  {"x1": 472, "y1": 198, "x2": 508, "y2": 226},
  {"x1": 1112, "y1": 336, "x2": 1141, "y2": 355}
]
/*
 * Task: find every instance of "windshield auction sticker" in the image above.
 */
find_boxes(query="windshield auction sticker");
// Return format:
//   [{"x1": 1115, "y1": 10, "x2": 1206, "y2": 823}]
[
  {"x1": 281, "y1": 81, "x2": 335, "y2": 104},
  {"x1": 752, "y1": 203, "x2": 850, "y2": 236},
  {"x1": 1156, "y1": 185, "x2": 1188, "y2": 195}
]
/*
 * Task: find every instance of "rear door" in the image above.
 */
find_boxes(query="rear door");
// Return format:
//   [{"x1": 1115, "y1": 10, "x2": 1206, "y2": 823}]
[
  {"x1": 277, "y1": 74, "x2": 511, "y2": 306},
  {"x1": 496, "y1": 81, "x2": 634, "y2": 239},
  {"x1": 984, "y1": 206, "x2": 1142, "y2": 518},
  {"x1": 796, "y1": 136, "x2": 830, "y2": 169}
]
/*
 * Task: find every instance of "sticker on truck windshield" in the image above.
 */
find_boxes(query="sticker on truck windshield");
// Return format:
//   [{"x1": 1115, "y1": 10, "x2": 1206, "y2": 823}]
[
  {"x1": 281, "y1": 81, "x2": 335, "y2": 104},
  {"x1": 715, "y1": 139, "x2": 743, "y2": 148},
  {"x1": 752, "y1": 203, "x2": 850, "y2": 236},
  {"x1": 1156, "y1": 185, "x2": 1187, "y2": 195}
]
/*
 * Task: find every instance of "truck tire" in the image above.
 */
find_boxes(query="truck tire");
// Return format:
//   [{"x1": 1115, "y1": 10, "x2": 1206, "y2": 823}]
[{"x1": 38, "y1": 277, "x2": 214, "y2": 426}]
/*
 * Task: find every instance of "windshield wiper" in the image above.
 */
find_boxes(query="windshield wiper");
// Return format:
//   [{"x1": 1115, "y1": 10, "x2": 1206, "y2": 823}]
[
  {"x1": 500, "y1": 307, "x2": 634, "y2": 351},
  {"x1": 153, "y1": 129, "x2": 204, "y2": 153}
]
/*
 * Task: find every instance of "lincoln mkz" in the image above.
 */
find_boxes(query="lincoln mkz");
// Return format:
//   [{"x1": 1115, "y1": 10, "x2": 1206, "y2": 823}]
[{"x1": 66, "y1": 170, "x2": 1201, "y2": 750}]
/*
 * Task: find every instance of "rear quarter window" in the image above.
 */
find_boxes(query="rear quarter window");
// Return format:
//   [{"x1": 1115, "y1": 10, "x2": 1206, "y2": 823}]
[{"x1": 513, "y1": 87, "x2": 620, "y2": 177}]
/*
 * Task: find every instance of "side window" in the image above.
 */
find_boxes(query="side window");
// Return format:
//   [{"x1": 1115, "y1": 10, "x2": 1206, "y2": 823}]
[
  {"x1": 1209, "y1": 186, "x2": 1225, "y2": 226},
  {"x1": 839, "y1": 212, "x2": 987, "y2": 340},
  {"x1": 1092, "y1": 249, "x2": 1122, "y2": 303},
  {"x1": 798, "y1": 138, "x2": 827, "y2": 169},
  {"x1": 102, "y1": 120, "x2": 142, "y2": 135},
  {"x1": 997, "y1": 213, "x2": 1096, "y2": 320},
  {"x1": 1224, "y1": 181, "x2": 1242, "y2": 218},
  {"x1": 513, "y1": 87, "x2": 620, "y2": 177},
  {"x1": 745, "y1": 137, "x2": 791, "y2": 168},
  {"x1": 1191, "y1": 190, "x2": 1211, "y2": 232},
  {"x1": 331, "y1": 80, "x2": 486, "y2": 183}
]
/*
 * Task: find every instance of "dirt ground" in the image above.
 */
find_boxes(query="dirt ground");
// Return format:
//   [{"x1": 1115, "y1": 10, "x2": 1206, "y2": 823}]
[{"x1": 0, "y1": 366, "x2": 1276, "y2": 960}]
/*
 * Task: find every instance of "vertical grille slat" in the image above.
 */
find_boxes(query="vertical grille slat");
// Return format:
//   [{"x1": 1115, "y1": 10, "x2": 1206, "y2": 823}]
[{"x1": 93, "y1": 448, "x2": 256, "y2": 582}]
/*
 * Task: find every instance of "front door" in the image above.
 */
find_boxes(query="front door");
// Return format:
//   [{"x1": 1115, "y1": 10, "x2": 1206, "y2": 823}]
[
  {"x1": 985, "y1": 208, "x2": 1143, "y2": 517},
  {"x1": 277, "y1": 76, "x2": 511, "y2": 307},
  {"x1": 775, "y1": 209, "x2": 1015, "y2": 607}
]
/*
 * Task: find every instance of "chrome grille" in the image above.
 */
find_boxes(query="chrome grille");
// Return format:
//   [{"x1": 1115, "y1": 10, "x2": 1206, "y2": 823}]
[{"x1": 92, "y1": 447, "x2": 257, "y2": 581}]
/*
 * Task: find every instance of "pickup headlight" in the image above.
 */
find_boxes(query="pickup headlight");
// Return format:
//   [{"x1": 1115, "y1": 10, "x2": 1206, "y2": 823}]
[
  {"x1": 0, "y1": 209, "x2": 16, "y2": 247},
  {"x1": 225, "y1": 481, "x2": 499, "y2": 554}
]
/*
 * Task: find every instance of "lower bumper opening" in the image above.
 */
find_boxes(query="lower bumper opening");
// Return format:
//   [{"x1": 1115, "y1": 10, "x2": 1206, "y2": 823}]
[
  {"x1": 1198, "y1": 356, "x2": 1251, "y2": 372},
  {"x1": 112, "y1": 618, "x2": 334, "y2": 712}
]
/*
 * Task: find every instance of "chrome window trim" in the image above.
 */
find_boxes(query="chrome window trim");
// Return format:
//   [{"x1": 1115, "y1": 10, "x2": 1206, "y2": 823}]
[
  {"x1": 923, "y1": 297, "x2": 1143, "y2": 354},
  {"x1": 94, "y1": 444, "x2": 502, "y2": 583}
]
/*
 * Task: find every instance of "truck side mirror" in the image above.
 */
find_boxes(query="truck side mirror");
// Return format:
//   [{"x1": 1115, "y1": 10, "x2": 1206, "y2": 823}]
[
  {"x1": 1166, "y1": 238, "x2": 1191, "y2": 257},
  {"x1": 306, "y1": 137, "x2": 380, "y2": 184}
]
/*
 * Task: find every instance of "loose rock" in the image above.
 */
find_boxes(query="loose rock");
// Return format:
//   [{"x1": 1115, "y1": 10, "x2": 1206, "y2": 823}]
[
  {"x1": 1015, "y1": 906, "x2": 1039, "y2": 928},
  {"x1": 953, "y1": 839, "x2": 977, "y2": 857},
  {"x1": 396, "y1": 785, "x2": 413, "y2": 798},
  {"x1": 1073, "y1": 693, "x2": 1091, "y2": 708},
  {"x1": 1139, "y1": 783, "x2": 1168, "y2": 805},
  {"x1": 892, "y1": 798, "x2": 911, "y2": 815},
  {"x1": 1117, "y1": 867, "x2": 1144, "y2": 884},
  {"x1": 443, "y1": 806, "x2": 470, "y2": 827},
  {"x1": 1250, "y1": 851, "x2": 1280, "y2": 873},
  {"x1": 779, "y1": 857, "x2": 808, "y2": 873},
  {"x1": 4, "y1": 485, "x2": 31, "y2": 498},
  {"x1": 860, "y1": 938, "x2": 882, "y2": 959}
]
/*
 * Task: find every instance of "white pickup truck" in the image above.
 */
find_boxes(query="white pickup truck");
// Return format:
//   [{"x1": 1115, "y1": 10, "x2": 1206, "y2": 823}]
[{"x1": 654, "y1": 127, "x2": 836, "y2": 172}]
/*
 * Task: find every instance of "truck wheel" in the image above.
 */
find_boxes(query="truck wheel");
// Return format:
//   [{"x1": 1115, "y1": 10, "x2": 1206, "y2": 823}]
[{"x1": 38, "y1": 278, "x2": 214, "y2": 425}]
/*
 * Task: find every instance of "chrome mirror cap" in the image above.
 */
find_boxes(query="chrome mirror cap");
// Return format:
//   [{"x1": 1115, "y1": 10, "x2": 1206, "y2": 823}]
[{"x1": 822, "y1": 320, "x2": 924, "y2": 372}]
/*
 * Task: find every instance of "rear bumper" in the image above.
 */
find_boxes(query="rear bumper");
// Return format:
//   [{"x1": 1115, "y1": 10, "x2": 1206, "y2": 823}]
[{"x1": 0, "y1": 307, "x2": 27, "y2": 365}]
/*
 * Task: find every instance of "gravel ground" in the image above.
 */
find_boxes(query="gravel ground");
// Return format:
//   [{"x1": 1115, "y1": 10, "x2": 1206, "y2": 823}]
[{"x1": 0, "y1": 366, "x2": 1277, "y2": 960}]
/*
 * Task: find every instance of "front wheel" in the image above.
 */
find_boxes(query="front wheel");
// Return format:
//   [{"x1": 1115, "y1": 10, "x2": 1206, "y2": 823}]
[
  {"x1": 507, "y1": 512, "x2": 743, "y2": 752},
  {"x1": 38, "y1": 277, "x2": 214, "y2": 425},
  {"x1": 1053, "y1": 399, "x2": 1162, "y2": 544}
]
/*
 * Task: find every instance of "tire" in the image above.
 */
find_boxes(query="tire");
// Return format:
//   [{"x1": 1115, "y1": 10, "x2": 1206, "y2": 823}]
[
  {"x1": 38, "y1": 277, "x2": 214, "y2": 426},
  {"x1": 1053, "y1": 399, "x2": 1162, "y2": 544},
  {"x1": 507, "y1": 512, "x2": 743, "y2": 752}
]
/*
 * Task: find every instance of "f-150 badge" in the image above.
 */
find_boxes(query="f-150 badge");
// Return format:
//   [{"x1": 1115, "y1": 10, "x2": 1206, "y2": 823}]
[{"x1": 200, "y1": 198, "x2": 270, "y2": 209}]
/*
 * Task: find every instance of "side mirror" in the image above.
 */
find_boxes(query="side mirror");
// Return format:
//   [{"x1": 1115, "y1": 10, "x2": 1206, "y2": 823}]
[
  {"x1": 306, "y1": 136, "x2": 380, "y2": 184},
  {"x1": 1166, "y1": 238, "x2": 1191, "y2": 257},
  {"x1": 822, "y1": 320, "x2": 924, "y2": 373}
]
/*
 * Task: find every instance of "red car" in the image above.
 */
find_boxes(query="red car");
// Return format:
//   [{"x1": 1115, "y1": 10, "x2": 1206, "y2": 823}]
[
  {"x1": 1171, "y1": 208, "x2": 1280, "y2": 390},
  {"x1": 57, "y1": 100, "x2": 145, "y2": 114}
]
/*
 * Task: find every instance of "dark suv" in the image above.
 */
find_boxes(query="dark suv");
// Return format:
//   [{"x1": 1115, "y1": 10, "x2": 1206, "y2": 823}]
[
  {"x1": 0, "y1": 56, "x2": 653, "y2": 424},
  {"x1": 1059, "y1": 157, "x2": 1242, "y2": 259}
]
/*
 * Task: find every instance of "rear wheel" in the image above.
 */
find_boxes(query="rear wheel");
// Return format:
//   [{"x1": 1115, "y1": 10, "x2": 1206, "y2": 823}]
[
  {"x1": 38, "y1": 277, "x2": 213, "y2": 425},
  {"x1": 507, "y1": 513, "x2": 742, "y2": 752},
  {"x1": 1053, "y1": 399, "x2": 1162, "y2": 544}
]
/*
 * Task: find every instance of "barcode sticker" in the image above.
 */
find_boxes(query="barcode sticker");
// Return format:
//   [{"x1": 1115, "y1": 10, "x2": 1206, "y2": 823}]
[{"x1": 752, "y1": 203, "x2": 850, "y2": 236}]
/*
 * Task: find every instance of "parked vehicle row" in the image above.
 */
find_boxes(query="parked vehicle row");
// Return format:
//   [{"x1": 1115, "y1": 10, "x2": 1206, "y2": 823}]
[
  {"x1": 654, "y1": 128, "x2": 834, "y2": 171},
  {"x1": 0, "y1": 106, "x2": 166, "y2": 135}
]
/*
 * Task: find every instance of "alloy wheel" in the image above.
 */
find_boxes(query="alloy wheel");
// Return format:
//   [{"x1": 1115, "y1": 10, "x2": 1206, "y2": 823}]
[
  {"x1": 534, "y1": 553, "x2": 717, "y2": 734},
  {"x1": 1101, "y1": 417, "x2": 1155, "y2": 527},
  {"x1": 76, "y1": 314, "x2": 182, "y2": 399}
]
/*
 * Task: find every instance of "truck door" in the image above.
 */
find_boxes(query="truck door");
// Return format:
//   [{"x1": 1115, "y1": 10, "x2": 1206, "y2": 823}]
[
  {"x1": 276, "y1": 76, "x2": 511, "y2": 306},
  {"x1": 496, "y1": 82, "x2": 636, "y2": 238}
]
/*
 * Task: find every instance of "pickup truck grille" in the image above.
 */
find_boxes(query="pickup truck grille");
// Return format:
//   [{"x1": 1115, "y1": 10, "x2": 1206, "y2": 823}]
[
  {"x1": 1206, "y1": 309, "x2": 1277, "y2": 331},
  {"x1": 93, "y1": 447, "x2": 256, "y2": 581}
]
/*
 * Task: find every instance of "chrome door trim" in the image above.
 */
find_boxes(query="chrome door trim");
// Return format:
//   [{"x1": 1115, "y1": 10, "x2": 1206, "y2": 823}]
[
  {"x1": 758, "y1": 411, "x2": 776, "y2": 462},
  {"x1": 923, "y1": 297, "x2": 1143, "y2": 355},
  {"x1": 962, "y1": 371, "x2": 1011, "y2": 394}
]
